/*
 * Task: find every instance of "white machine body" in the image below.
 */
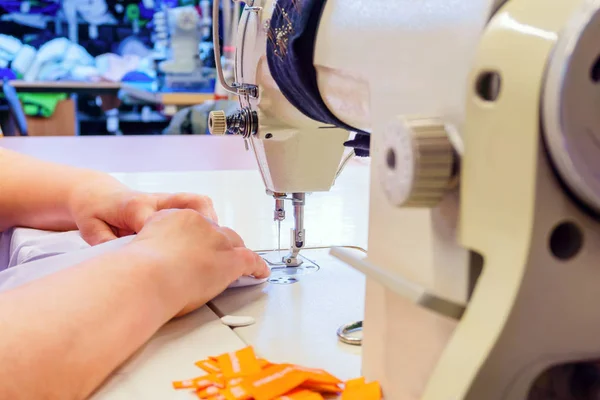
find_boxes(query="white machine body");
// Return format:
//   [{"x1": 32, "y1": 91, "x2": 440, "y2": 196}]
[
  {"x1": 234, "y1": 0, "x2": 505, "y2": 300},
  {"x1": 226, "y1": 0, "x2": 600, "y2": 398},
  {"x1": 234, "y1": 0, "x2": 349, "y2": 194}
]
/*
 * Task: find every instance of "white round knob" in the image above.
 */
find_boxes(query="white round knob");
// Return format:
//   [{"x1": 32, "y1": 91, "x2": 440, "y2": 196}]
[
  {"x1": 208, "y1": 110, "x2": 227, "y2": 135},
  {"x1": 379, "y1": 116, "x2": 455, "y2": 208}
]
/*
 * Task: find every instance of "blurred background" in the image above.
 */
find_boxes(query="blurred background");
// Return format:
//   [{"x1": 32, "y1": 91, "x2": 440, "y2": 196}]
[{"x1": 0, "y1": 0, "x2": 240, "y2": 136}]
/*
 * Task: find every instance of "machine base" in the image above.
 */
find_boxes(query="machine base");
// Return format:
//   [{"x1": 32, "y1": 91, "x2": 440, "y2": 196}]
[{"x1": 259, "y1": 250, "x2": 320, "y2": 285}]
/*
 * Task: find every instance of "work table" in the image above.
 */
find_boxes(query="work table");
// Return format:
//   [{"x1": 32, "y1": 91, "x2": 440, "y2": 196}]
[
  {"x1": 94, "y1": 168, "x2": 369, "y2": 398},
  {"x1": 1, "y1": 135, "x2": 371, "y2": 398}
]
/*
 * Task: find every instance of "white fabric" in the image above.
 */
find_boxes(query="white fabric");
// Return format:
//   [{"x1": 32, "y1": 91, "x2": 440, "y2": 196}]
[
  {"x1": 6, "y1": 228, "x2": 89, "y2": 269},
  {"x1": 0, "y1": 228, "x2": 267, "y2": 294},
  {"x1": 12, "y1": 45, "x2": 37, "y2": 77},
  {"x1": 23, "y1": 38, "x2": 94, "y2": 82},
  {"x1": 95, "y1": 53, "x2": 141, "y2": 82},
  {"x1": 0, "y1": 34, "x2": 22, "y2": 57}
]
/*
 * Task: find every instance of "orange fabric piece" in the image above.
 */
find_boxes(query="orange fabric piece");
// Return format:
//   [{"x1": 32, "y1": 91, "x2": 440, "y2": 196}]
[
  {"x1": 244, "y1": 364, "x2": 309, "y2": 400},
  {"x1": 173, "y1": 374, "x2": 223, "y2": 389},
  {"x1": 217, "y1": 346, "x2": 262, "y2": 379},
  {"x1": 291, "y1": 365, "x2": 341, "y2": 385},
  {"x1": 258, "y1": 358, "x2": 273, "y2": 369},
  {"x1": 220, "y1": 384, "x2": 253, "y2": 400},
  {"x1": 341, "y1": 381, "x2": 382, "y2": 400},
  {"x1": 299, "y1": 381, "x2": 342, "y2": 394},
  {"x1": 196, "y1": 385, "x2": 222, "y2": 398},
  {"x1": 277, "y1": 389, "x2": 324, "y2": 399},
  {"x1": 344, "y1": 377, "x2": 365, "y2": 388},
  {"x1": 227, "y1": 377, "x2": 245, "y2": 386},
  {"x1": 196, "y1": 358, "x2": 222, "y2": 374},
  {"x1": 174, "y1": 348, "x2": 379, "y2": 400}
]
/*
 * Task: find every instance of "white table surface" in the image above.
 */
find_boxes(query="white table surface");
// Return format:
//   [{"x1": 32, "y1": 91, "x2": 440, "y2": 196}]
[
  {"x1": 89, "y1": 165, "x2": 370, "y2": 398},
  {"x1": 92, "y1": 307, "x2": 246, "y2": 400},
  {"x1": 211, "y1": 248, "x2": 366, "y2": 381}
]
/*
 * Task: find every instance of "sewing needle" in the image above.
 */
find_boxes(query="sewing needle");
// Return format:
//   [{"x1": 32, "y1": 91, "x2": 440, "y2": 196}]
[{"x1": 277, "y1": 220, "x2": 281, "y2": 253}]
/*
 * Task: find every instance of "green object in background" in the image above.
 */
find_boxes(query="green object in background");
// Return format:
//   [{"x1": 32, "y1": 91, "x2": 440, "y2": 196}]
[
  {"x1": 179, "y1": 0, "x2": 196, "y2": 6},
  {"x1": 126, "y1": 4, "x2": 140, "y2": 21},
  {"x1": 18, "y1": 93, "x2": 67, "y2": 118},
  {"x1": 126, "y1": 4, "x2": 149, "y2": 27}
]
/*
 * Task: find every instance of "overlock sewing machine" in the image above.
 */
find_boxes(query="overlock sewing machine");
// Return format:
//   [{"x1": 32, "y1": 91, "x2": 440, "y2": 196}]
[{"x1": 208, "y1": 0, "x2": 600, "y2": 398}]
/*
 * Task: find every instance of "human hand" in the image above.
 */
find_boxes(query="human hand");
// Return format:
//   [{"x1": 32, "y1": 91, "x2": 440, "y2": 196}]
[
  {"x1": 130, "y1": 209, "x2": 270, "y2": 316},
  {"x1": 69, "y1": 176, "x2": 218, "y2": 246}
]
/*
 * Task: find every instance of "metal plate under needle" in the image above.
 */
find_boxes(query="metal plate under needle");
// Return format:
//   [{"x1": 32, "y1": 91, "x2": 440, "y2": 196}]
[{"x1": 257, "y1": 251, "x2": 320, "y2": 285}]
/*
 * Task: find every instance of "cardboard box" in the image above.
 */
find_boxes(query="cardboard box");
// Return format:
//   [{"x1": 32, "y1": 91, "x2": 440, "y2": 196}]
[{"x1": 26, "y1": 98, "x2": 76, "y2": 136}]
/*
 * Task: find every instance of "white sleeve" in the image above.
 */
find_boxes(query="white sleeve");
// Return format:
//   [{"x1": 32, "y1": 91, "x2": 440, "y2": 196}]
[
  {"x1": 0, "y1": 228, "x2": 267, "y2": 293},
  {"x1": 0, "y1": 233, "x2": 135, "y2": 293}
]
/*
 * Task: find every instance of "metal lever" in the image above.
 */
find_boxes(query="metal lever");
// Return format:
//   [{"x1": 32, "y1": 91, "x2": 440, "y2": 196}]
[
  {"x1": 212, "y1": 0, "x2": 260, "y2": 98},
  {"x1": 330, "y1": 247, "x2": 465, "y2": 320},
  {"x1": 212, "y1": 0, "x2": 237, "y2": 95}
]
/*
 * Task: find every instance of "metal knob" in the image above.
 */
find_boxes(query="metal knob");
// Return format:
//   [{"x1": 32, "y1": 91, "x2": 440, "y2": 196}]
[
  {"x1": 208, "y1": 110, "x2": 227, "y2": 135},
  {"x1": 379, "y1": 116, "x2": 455, "y2": 208}
]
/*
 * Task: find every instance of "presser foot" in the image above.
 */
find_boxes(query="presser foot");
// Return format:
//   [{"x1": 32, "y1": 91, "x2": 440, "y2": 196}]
[
  {"x1": 258, "y1": 250, "x2": 319, "y2": 285},
  {"x1": 282, "y1": 250, "x2": 304, "y2": 267}
]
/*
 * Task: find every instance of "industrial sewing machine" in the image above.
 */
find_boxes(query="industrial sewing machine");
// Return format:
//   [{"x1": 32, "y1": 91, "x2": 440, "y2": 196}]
[
  {"x1": 155, "y1": 5, "x2": 209, "y2": 88},
  {"x1": 208, "y1": 0, "x2": 600, "y2": 398}
]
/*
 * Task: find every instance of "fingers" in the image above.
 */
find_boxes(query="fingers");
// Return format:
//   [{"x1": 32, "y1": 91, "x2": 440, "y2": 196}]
[
  {"x1": 79, "y1": 218, "x2": 118, "y2": 246},
  {"x1": 156, "y1": 193, "x2": 218, "y2": 223},
  {"x1": 231, "y1": 248, "x2": 271, "y2": 279},
  {"x1": 124, "y1": 193, "x2": 218, "y2": 236},
  {"x1": 219, "y1": 227, "x2": 245, "y2": 248},
  {"x1": 122, "y1": 195, "x2": 158, "y2": 233},
  {"x1": 142, "y1": 208, "x2": 181, "y2": 225}
]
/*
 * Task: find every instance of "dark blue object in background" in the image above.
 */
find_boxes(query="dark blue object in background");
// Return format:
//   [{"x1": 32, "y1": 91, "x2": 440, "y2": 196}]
[{"x1": 266, "y1": 0, "x2": 370, "y2": 156}]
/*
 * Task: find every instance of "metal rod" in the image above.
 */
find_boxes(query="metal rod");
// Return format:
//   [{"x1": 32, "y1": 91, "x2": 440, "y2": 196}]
[
  {"x1": 212, "y1": 0, "x2": 238, "y2": 94},
  {"x1": 282, "y1": 193, "x2": 305, "y2": 267},
  {"x1": 274, "y1": 195, "x2": 286, "y2": 254},
  {"x1": 292, "y1": 193, "x2": 305, "y2": 248},
  {"x1": 329, "y1": 247, "x2": 465, "y2": 320}
]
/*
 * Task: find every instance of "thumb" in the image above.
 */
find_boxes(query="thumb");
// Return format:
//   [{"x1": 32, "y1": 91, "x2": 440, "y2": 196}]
[
  {"x1": 125, "y1": 203, "x2": 158, "y2": 233},
  {"x1": 232, "y1": 248, "x2": 271, "y2": 279},
  {"x1": 79, "y1": 218, "x2": 118, "y2": 246}
]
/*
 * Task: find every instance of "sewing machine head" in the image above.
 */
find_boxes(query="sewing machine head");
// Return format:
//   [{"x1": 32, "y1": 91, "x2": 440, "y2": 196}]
[{"x1": 207, "y1": 0, "x2": 353, "y2": 265}]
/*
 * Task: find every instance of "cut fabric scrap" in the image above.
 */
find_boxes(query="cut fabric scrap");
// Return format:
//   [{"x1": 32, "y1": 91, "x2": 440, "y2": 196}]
[
  {"x1": 174, "y1": 346, "x2": 382, "y2": 400},
  {"x1": 340, "y1": 380, "x2": 381, "y2": 400}
]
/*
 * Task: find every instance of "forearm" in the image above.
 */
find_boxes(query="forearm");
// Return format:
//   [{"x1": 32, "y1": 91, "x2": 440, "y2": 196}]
[
  {"x1": 0, "y1": 148, "x2": 118, "y2": 231},
  {"x1": 0, "y1": 244, "x2": 183, "y2": 399}
]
